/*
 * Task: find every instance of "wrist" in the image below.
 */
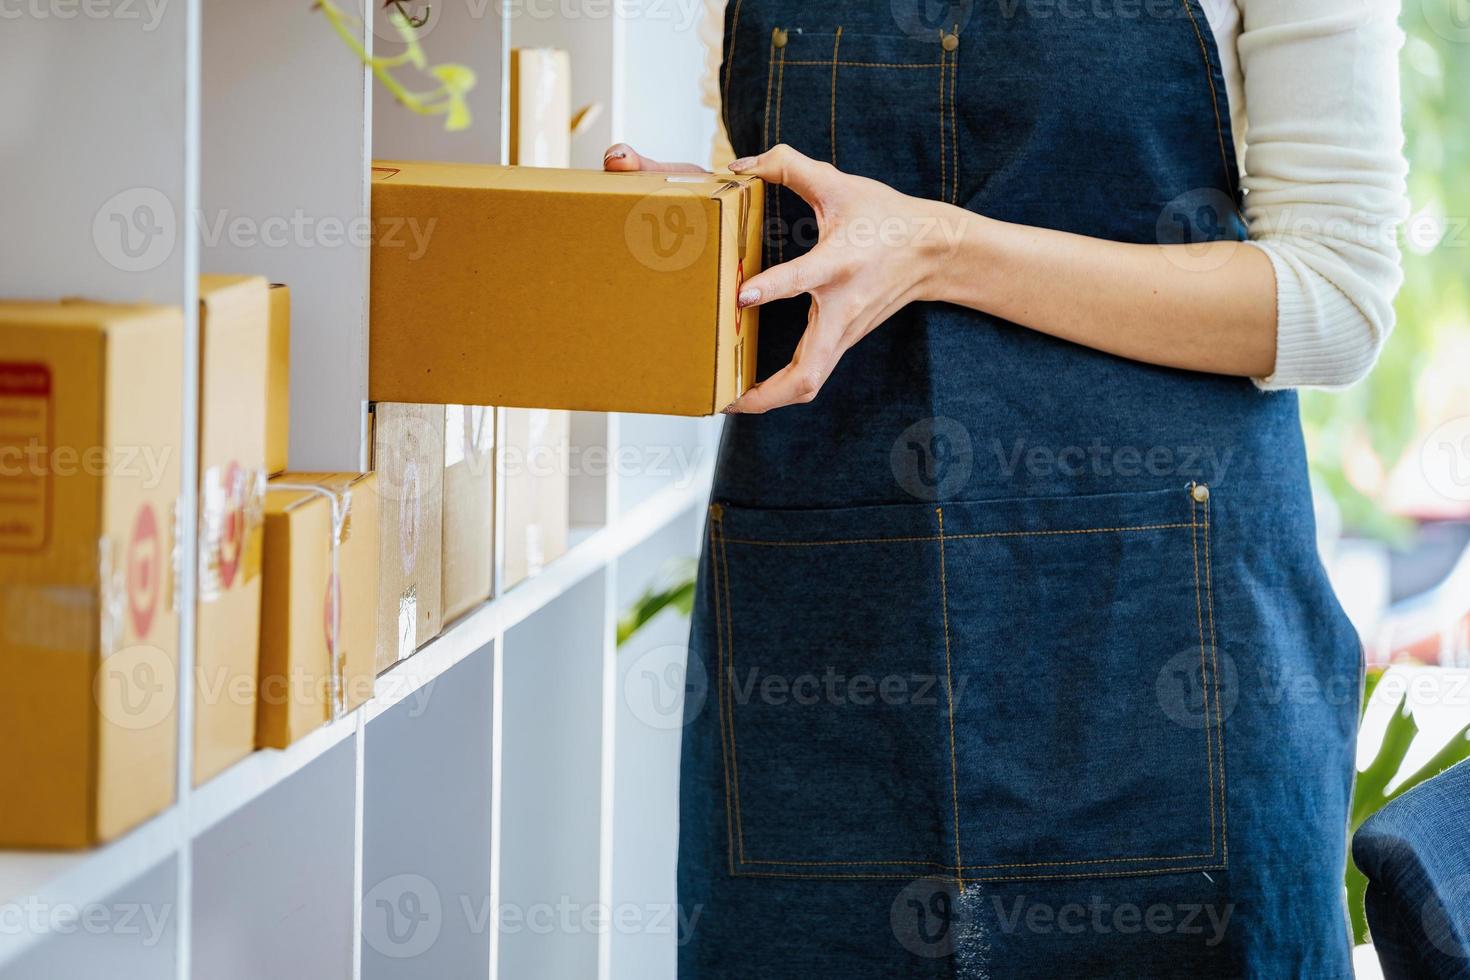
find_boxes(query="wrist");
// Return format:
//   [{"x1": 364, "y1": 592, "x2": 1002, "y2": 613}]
[{"x1": 912, "y1": 200, "x2": 989, "y2": 305}]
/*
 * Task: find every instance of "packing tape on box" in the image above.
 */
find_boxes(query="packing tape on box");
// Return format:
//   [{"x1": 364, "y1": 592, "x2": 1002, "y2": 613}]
[
  {"x1": 98, "y1": 536, "x2": 124, "y2": 658},
  {"x1": 2, "y1": 582, "x2": 101, "y2": 651},
  {"x1": 444, "y1": 406, "x2": 493, "y2": 468},
  {"x1": 198, "y1": 464, "x2": 266, "y2": 603},
  {"x1": 271, "y1": 481, "x2": 353, "y2": 720},
  {"x1": 397, "y1": 585, "x2": 417, "y2": 663}
]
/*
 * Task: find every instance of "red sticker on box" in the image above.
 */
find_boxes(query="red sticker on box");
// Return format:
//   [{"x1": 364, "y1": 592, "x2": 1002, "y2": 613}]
[
  {"x1": 734, "y1": 260, "x2": 745, "y2": 336},
  {"x1": 0, "y1": 362, "x2": 52, "y2": 553},
  {"x1": 127, "y1": 503, "x2": 160, "y2": 640},
  {"x1": 217, "y1": 461, "x2": 244, "y2": 589}
]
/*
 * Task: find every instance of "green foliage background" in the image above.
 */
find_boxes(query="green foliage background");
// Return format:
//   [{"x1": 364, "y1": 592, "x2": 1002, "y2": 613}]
[{"x1": 1301, "y1": 3, "x2": 1470, "y2": 538}]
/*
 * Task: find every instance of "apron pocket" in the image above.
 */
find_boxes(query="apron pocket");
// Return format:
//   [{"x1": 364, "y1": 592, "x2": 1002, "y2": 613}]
[{"x1": 708, "y1": 484, "x2": 1227, "y2": 882}]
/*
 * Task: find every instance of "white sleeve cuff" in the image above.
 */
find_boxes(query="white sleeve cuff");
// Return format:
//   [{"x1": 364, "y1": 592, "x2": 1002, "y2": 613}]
[{"x1": 1250, "y1": 240, "x2": 1387, "y2": 392}]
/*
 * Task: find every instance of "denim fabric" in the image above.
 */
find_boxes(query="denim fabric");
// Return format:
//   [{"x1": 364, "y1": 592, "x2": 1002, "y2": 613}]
[
  {"x1": 1353, "y1": 758, "x2": 1470, "y2": 979},
  {"x1": 679, "y1": 3, "x2": 1363, "y2": 976}
]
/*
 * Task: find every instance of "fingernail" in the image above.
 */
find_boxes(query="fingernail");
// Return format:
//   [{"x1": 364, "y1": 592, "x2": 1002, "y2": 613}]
[
  {"x1": 738, "y1": 287, "x2": 761, "y2": 307},
  {"x1": 604, "y1": 150, "x2": 626, "y2": 160},
  {"x1": 729, "y1": 157, "x2": 756, "y2": 172}
]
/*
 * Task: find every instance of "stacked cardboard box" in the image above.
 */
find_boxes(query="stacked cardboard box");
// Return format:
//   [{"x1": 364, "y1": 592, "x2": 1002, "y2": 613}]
[
  {"x1": 371, "y1": 403, "x2": 443, "y2": 672},
  {"x1": 440, "y1": 406, "x2": 494, "y2": 624},
  {"x1": 258, "y1": 472, "x2": 379, "y2": 748},
  {"x1": 193, "y1": 275, "x2": 270, "y2": 784},
  {"x1": 266, "y1": 284, "x2": 290, "y2": 475},
  {"x1": 369, "y1": 163, "x2": 762, "y2": 416},
  {"x1": 0, "y1": 301, "x2": 183, "y2": 847},
  {"x1": 501, "y1": 408, "x2": 569, "y2": 589}
]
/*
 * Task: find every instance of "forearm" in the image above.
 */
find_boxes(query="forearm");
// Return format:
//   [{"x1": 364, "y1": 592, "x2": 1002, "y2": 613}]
[{"x1": 922, "y1": 206, "x2": 1279, "y2": 379}]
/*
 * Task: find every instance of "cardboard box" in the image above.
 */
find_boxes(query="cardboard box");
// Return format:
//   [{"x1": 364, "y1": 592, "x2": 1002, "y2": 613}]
[
  {"x1": 194, "y1": 275, "x2": 270, "y2": 785},
  {"x1": 369, "y1": 163, "x2": 763, "y2": 416},
  {"x1": 441, "y1": 406, "x2": 494, "y2": 623},
  {"x1": 509, "y1": 48, "x2": 571, "y2": 168},
  {"x1": 0, "y1": 302, "x2": 183, "y2": 848},
  {"x1": 501, "y1": 408, "x2": 569, "y2": 589},
  {"x1": 258, "y1": 473, "x2": 379, "y2": 748},
  {"x1": 266, "y1": 284, "x2": 290, "y2": 475},
  {"x1": 371, "y1": 403, "x2": 443, "y2": 672}
]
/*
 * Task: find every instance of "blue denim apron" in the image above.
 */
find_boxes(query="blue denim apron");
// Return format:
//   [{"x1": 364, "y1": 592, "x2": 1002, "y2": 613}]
[{"x1": 679, "y1": 3, "x2": 1363, "y2": 976}]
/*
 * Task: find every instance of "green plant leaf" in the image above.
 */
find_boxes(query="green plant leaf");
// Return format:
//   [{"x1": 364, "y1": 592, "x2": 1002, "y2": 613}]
[
  {"x1": 431, "y1": 63, "x2": 476, "y2": 93},
  {"x1": 1352, "y1": 691, "x2": 1421, "y2": 828},
  {"x1": 616, "y1": 558, "x2": 698, "y2": 647},
  {"x1": 1383, "y1": 723, "x2": 1470, "y2": 808},
  {"x1": 388, "y1": 9, "x2": 428, "y2": 69},
  {"x1": 315, "y1": 0, "x2": 475, "y2": 133}
]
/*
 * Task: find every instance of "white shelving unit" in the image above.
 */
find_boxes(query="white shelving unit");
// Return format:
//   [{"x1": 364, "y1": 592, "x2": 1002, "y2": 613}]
[{"x1": 0, "y1": 3, "x2": 718, "y2": 978}]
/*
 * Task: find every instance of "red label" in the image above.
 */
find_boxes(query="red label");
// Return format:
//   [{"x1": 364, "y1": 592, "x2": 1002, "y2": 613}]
[
  {"x1": 0, "y1": 361, "x2": 52, "y2": 552},
  {"x1": 127, "y1": 503, "x2": 160, "y2": 639},
  {"x1": 216, "y1": 461, "x2": 244, "y2": 589},
  {"x1": 734, "y1": 260, "x2": 745, "y2": 337},
  {"x1": 0, "y1": 362, "x2": 51, "y2": 397}
]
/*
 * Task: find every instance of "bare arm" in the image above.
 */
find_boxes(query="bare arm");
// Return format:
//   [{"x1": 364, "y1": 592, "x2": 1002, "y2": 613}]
[
  {"x1": 928, "y1": 208, "x2": 1278, "y2": 380},
  {"x1": 725, "y1": 145, "x2": 1276, "y2": 413}
]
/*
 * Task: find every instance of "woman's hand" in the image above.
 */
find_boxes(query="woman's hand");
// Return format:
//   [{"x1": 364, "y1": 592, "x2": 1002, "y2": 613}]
[
  {"x1": 604, "y1": 141, "x2": 960, "y2": 414},
  {"x1": 607, "y1": 141, "x2": 1280, "y2": 409},
  {"x1": 726, "y1": 145, "x2": 957, "y2": 413}
]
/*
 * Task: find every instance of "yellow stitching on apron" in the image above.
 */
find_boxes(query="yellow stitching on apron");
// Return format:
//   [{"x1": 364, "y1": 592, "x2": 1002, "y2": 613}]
[
  {"x1": 762, "y1": 33, "x2": 776, "y2": 148},
  {"x1": 780, "y1": 59, "x2": 946, "y2": 68},
  {"x1": 775, "y1": 42, "x2": 787, "y2": 264},
  {"x1": 936, "y1": 506, "x2": 966, "y2": 887},
  {"x1": 1204, "y1": 494, "x2": 1227, "y2": 862},
  {"x1": 762, "y1": 34, "x2": 776, "y2": 270},
  {"x1": 743, "y1": 848, "x2": 1218, "y2": 868},
  {"x1": 721, "y1": 0, "x2": 744, "y2": 111},
  {"x1": 708, "y1": 511, "x2": 738, "y2": 877},
  {"x1": 1191, "y1": 496, "x2": 1219, "y2": 856},
  {"x1": 830, "y1": 27, "x2": 842, "y2": 167},
  {"x1": 740, "y1": 849, "x2": 1222, "y2": 868},
  {"x1": 949, "y1": 28, "x2": 959, "y2": 204},
  {"x1": 718, "y1": 512, "x2": 748, "y2": 863},
  {"x1": 720, "y1": 521, "x2": 1194, "y2": 547},
  {"x1": 732, "y1": 862, "x2": 1225, "y2": 882},
  {"x1": 1180, "y1": 0, "x2": 1244, "y2": 222},
  {"x1": 938, "y1": 44, "x2": 947, "y2": 211}
]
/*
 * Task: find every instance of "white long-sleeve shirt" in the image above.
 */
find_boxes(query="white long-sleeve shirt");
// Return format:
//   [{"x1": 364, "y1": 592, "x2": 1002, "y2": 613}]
[{"x1": 696, "y1": 0, "x2": 1410, "y2": 390}]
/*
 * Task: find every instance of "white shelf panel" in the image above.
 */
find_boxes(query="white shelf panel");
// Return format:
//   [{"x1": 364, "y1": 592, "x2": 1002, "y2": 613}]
[
  {"x1": 0, "y1": 810, "x2": 183, "y2": 968},
  {"x1": 189, "y1": 714, "x2": 363, "y2": 840},
  {"x1": 0, "y1": 460, "x2": 712, "y2": 967}
]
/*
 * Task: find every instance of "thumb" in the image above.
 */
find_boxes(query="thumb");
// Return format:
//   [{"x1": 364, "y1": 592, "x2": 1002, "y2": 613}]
[{"x1": 728, "y1": 144, "x2": 834, "y2": 204}]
